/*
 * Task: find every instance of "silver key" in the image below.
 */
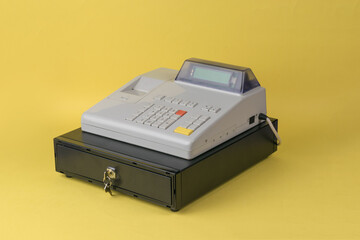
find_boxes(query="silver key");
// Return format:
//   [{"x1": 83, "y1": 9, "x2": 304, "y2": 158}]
[{"x1": 103, "y1": 167, "x2": 116, "y2": 196}]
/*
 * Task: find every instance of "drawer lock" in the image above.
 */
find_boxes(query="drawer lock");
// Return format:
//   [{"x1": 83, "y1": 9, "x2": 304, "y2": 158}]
[{"x1": 103, "y1": 167, "x2": 116, "y2": 196}]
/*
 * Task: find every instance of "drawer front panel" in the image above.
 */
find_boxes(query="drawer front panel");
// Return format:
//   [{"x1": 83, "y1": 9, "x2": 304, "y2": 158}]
[{"x1": 56, "y1": 145, "x2": 172, "y2": 204}]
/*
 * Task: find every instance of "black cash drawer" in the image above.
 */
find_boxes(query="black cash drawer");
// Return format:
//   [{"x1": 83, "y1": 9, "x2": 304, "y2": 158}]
[
  {"x1": 54, "y1": 118, "x2": 278, "y2": 211},
  {"x1": 55, "y1": 145, "x2": 172, "y2": 205}
]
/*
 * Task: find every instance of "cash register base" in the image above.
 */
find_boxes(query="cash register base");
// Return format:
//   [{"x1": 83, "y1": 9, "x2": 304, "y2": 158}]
[{"x1": 54, "y1": 119, "x2": 278, "y2": 211}]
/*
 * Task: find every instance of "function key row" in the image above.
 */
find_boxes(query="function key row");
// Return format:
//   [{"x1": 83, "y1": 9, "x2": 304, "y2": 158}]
[{"x1": 153, "y1": 95, "x2": 198, "y2": 108}]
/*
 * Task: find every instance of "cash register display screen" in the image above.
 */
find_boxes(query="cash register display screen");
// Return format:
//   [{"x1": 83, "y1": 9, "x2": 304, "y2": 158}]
[{"x1": 192, "y1": 66, "x2": 232, "y2": 86}]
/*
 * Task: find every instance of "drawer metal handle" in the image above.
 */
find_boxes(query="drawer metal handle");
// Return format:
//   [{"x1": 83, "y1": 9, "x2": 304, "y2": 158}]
[{"x1": 103, "y1": 167, "x2": 116, "y2": 196}]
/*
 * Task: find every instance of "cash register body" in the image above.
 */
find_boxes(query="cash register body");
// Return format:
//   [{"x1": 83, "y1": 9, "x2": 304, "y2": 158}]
[{"x1": 81, "y1": 58, "x2": 266, "y2": 159}]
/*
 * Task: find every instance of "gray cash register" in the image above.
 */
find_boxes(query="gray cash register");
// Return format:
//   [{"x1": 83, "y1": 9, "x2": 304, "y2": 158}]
[
  {"x1": 55, "y1": 58, "x2": 280, "y2": 211},
  {"x1": 81, "y1": 58, "x2": 274, "y2": 159}
]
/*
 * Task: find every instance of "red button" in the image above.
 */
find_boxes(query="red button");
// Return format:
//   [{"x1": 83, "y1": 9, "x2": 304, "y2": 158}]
[{"x1": 175, "y1": 110, "x2": 187, "y2": 116}]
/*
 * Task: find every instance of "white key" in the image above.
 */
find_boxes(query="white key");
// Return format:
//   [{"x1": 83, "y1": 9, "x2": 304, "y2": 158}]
[
  {"x1": 199, "y1": 116, "x2": 210, "y2": 121},
  {"x1": 165, "y1": 119, "x2": 176, "y2": 125},
  {"x1": 185, "y1": 119, "x2": 194, "y2": 125},
  {"x1": 156, "y1": 110, "x2": 167, "y2": 116},
  {"x1": 172, "y1": 98, "x2": 181, "y2": 104},
  {"x1": 168, "y1": 108, "x2": 177, "y2": 114},
  {"x1": 159, "y1": 119, "x2": 176, "y2": 129},
  {"x1": 187, "y1": 124, "x2": 199, "y2": 131},
  {"x1": 154, "y1": 105, "x2": 164, "y2": 110},
  {"x1": 153, "y1": 95, "x2": 165, "y2": 100},
  {"x1": 193, "y1": 119, "x2": 204, "y2": 126},
  {"x1": 136, "y1": 117, "x2": 147, "y2": 124},
  {"x1": 163, "y1": 112, "x2": 173, "y2": 118},
  {"x1": 126, "y1": 114, "x2": 138, "y2": 121},
  {"x1": 201, "y1": 105, "x2": 211, "y2": 111},
  {"x1": 142, "y1": 113, "x2": 154, "y2": 119},
  {"x1": 157, "y1": 116, "x2": 168, "y2": 123},
  {"x1": 164, "y1": 97, "x2": 174, "y2": 103},
  {"x1": 190, "y1": 115, "x2": 201, "y2": 120},
  {"x1": 144, "y1": 119, "x2": 155, "y2": 125},
  {"x1": 209, "y1": 107, "x2": 221, "y2": 113},
  {"x1": 148, "y1": 109, "x2": 159, "y2": 115},
  {"x1": 187, "y1": 102, "x2": 198, "y2": 108},
  {"x1": 179, "y1": 100, "x2": 189, "y2": 106},
  {"x1": 179, "y1": 123, "x2": 191, "y2": 129},
  {"x1": 149, "y1": 115, "x2": 160, "y2": 121},
  {"x1": 151, "y1": 121, "x2": 162, "y2": 128},
  {"x1": 170, "y1": 114, "x2": 181, "y2": 120},
  {"x1": 143, "y1": 103, "x2": 154, "y2": 108}
]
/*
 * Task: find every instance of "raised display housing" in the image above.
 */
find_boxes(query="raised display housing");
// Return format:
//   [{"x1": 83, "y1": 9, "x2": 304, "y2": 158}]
[{"x1": 176, "y1": 58, "x2": 260, "y2": 94}]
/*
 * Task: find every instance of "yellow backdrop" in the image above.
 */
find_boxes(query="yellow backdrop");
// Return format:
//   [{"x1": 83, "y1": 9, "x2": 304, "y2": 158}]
[{"x1": 1, "y1": 0, "x2": 359, "y2": 239}]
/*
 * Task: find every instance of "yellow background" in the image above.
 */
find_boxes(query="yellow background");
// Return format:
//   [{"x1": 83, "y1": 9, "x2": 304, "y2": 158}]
[{"x1": 1, "y1": 0, "x2": 359, "y2": 239}]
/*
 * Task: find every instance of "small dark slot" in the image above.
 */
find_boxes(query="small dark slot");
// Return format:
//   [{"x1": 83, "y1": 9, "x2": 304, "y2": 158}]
[
  {"x1": 86, "y1": 148, "x2": 91, "y2": 151},
  {"x1": 59, "y1": 171, "x2": 64, "y2": 174},
  {"x1": 133, "y1": 195, "x2": 138, "y2": 198},
  {"x1": 132, "y1": 162, "x2": 137, "y2": 165},
  {"x1": 88, "y1": 180, "x2": 92, "y2": 183},
  {"x1": 165, "y1": 172, "x2": 170, "y2": 175},
  {"x1": 249, "y1": 115, "x2": 255, "y2": 124},
  {"x1": 166, "y1": 205, "x2": 171, "y2": 208}
]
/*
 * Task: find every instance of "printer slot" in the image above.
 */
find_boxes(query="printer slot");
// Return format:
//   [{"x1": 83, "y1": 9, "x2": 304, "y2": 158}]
[{"x1": 121, "y1": 76, "x2": 163, "y2": 96}]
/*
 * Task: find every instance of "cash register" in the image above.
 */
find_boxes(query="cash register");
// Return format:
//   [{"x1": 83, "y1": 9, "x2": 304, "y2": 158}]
[
  {"x1": 81, "y1": 58, "x2": 279, "y2": 159},
  {"x1": 54, "y1": 58, "x2": 280, "y2": 211}
]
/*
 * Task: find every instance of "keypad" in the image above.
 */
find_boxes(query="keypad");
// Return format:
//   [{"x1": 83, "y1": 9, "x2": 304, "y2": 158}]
[
  {"x1": 126, "y1": 104, "x2": 189, "y2": 130},
  {"x1": 128, "y1": 95, "x2": 215, "y2": 135}
]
